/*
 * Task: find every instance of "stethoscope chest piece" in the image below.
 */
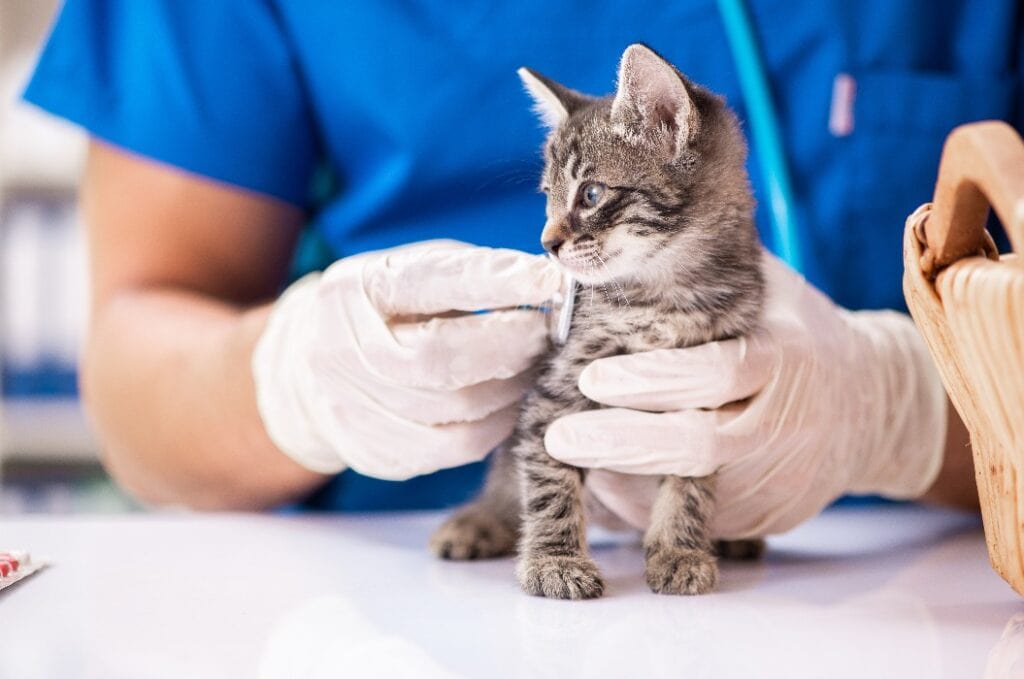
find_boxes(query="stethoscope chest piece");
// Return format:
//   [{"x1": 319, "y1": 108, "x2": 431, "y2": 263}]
[{"x1": 548, "y1": 257, "x2": 576, "y2": 346}]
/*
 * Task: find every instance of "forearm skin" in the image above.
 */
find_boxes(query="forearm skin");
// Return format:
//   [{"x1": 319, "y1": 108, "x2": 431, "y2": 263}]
[{"x1": 81, "y1": 288, "x2": 327, "y2": 510}]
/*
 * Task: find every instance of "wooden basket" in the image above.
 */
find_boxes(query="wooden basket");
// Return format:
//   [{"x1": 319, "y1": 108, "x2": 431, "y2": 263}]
[{"x1": 903, "y1": 121, "x2": 1024, "y2": 595}]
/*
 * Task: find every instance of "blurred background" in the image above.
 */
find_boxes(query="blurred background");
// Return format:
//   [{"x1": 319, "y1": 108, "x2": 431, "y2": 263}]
[{"x1": 0, "y1": 1, "x2": 134, "y2": 513}]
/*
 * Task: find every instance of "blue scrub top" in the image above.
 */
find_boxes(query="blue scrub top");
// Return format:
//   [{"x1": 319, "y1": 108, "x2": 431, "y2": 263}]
[{"x1": 26, "y1": 1, "x2": 1023, "y2": 511}]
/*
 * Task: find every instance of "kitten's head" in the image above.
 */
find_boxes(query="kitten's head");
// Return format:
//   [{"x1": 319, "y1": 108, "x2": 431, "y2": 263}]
[{"x1": 519, "y1": 44, "x2": 755, "y2": 287}]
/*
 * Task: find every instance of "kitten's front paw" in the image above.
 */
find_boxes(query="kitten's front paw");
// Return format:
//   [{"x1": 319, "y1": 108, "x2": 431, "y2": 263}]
[
  {"x1": 517, "y1": 554, "x2": 605, "y2": 600},
  {"x1": 430, "y1": 508, "x2": 516, "y2": 560},
  {"x1": 645, "y1": 546, "x2": 718, "y2": 595}
]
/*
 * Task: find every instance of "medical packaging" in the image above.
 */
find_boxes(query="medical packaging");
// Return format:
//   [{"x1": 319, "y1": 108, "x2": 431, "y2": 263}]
[{"x1": 0, "y1": 550, "x2": 45, "y2": 592}]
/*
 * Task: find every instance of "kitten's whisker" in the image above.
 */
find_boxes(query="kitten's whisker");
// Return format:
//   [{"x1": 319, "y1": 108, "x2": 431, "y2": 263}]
[
  {"x1": 583, "y1": 261, "x2": 606, "y2": 308},
  {"x1": 582, "y1": 270, "x2": 596, "y2": 334},
  {"x1": 594, "y1": 254, "x2": 624, "y2": 303},
  {"x1": 584, "y1": 265, "x2": 600, "y2": 334},
  {"x1": 594, "y1": 251, "x2": 631, "y2": 309}
]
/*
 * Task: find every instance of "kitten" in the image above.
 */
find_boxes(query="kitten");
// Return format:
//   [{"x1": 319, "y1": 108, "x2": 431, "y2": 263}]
[{"x1": 430, "y1": 44, "x2": 765, "y2": 599}]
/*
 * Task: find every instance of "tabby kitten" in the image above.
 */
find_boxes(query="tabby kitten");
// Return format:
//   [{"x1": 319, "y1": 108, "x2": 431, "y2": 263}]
[{"x1": 430, "y1": 44, "x2": 765, "y2": 599}]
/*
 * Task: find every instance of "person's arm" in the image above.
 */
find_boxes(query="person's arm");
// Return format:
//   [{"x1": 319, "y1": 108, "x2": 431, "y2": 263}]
[
  {"x1": 79, "y1": 141, "x2": 326, "y2": 510},
  {"x1": 80, "y1": 141, "x2": 564, "y2": 510},
  {"x1": 919, "y1": 402, "x2": 978, "y2": 510}
]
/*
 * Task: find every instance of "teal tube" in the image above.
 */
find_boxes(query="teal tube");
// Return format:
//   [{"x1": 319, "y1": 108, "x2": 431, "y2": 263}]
[{"x1": 716, "y1": 0, "x2": 804, "y2": 272}]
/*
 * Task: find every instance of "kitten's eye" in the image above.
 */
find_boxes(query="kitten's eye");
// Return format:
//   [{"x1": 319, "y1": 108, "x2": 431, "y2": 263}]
[{"x1": 581, "y1": 182, "x2": 606, "y2": 208}]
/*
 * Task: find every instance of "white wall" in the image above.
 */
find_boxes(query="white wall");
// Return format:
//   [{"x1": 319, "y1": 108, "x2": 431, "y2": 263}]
[{"x1": 0, "y1": 1, "x2": 95, "y2": 461}]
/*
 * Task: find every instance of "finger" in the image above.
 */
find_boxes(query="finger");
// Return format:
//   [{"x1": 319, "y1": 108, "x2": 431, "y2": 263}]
[
  {"x1": 584, "y1": 470, "x2": 660, "y2": 531},
  {"x1": 363, "y1": 369, "x2": 536, "y2": 426},
  {"x1": 711, "y1": 475, "x2": 834, "y2": 539},
  {"x1": 363, "y1": 243, "x2": 563, "y2": 316},
  {"x1": 577, "y1": 333, "x2": 776, "y2": 411},
  {"x1": 377, "y1": 308, "x2": 550, "y2": 389},
  {"x1": 544, "y1": 407, "x2": 742, "y2": 477},
  {"x1": 337, "y1": 402, "x2": 519, "y2": 481}
]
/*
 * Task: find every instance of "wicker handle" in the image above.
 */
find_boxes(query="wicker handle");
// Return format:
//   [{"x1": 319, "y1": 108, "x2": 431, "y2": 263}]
[{"x1": 923, "y1": 121, "x2": 1024, "y2": 274}]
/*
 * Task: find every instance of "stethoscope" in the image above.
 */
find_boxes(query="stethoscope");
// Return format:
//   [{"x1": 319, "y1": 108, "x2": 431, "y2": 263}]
[
  {"x1": 717, "y1": 0, "x2": 804, "y2": 272},
  {"x1": 551, "y1": 0, "x2": 802, "y2": 344}
]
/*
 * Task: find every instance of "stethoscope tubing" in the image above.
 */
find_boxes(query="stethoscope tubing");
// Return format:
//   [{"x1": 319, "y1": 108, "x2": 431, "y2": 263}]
[{"x1": 716, "y1": 0, "x2": 805, "y2": 272}]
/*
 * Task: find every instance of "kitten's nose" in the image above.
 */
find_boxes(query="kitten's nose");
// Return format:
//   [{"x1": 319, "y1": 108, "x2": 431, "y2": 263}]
[{"x1": 542, "y1": 236, "x2": 565, "y2": 255}]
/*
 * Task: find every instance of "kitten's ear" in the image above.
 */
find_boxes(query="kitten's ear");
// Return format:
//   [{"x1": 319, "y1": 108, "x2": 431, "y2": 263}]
[
  {"x1": 611, "y1": 44, "x2": 699, "y2": 155},
  {"x1": 518, "y1": 67, "x2": 589, "y2": 129}
]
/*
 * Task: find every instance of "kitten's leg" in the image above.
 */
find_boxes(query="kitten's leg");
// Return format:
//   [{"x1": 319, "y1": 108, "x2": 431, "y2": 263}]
[
  {"x1": 715, "y1": 538, "x2": 765, "y2": 561},
  {"x1": 644, "y1": 474, "x2": 718, "y2": 595},
  {"x1": 515, "y1": 411, "x2": 603, "y2": 600},
  {"x1": 430, "y1": 445, "x2": 520, "y2": 560}
]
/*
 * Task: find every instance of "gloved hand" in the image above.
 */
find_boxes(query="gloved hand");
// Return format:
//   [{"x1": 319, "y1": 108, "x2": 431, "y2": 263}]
[
  {"x1": 547, "y1": 252, "x2": 949, "y2": 538},
  {"x1": 252, "y1": 240, "x2": 562, "y2": 480}
]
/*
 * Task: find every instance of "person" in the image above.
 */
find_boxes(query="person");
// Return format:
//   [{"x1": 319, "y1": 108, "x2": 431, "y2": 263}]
[{"x1": 24, "y1": 1, "x2": 1019, "y2": 534}]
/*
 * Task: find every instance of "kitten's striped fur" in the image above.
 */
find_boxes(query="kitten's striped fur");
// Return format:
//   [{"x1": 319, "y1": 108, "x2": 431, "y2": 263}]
[{"x1": 430, "y1": 45, "x2": 765, "y2": 598}]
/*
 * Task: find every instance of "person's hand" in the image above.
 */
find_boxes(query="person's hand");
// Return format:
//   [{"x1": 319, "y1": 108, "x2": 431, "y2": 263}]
[
  {"x1": 547, "y1": 252, "x2": 949, "y2": 538},
  {"x1": 252, "y1": 240, "x2": 562, "y2": 479}
]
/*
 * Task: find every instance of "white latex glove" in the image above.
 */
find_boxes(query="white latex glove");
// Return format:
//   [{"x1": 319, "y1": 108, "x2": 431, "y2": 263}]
[
  {"x1": 547, "y1": 252, "x2": 949, "y2": 538},
  {"x1": 252, "y1": 240, "x2": 562, "y2": 480}
]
